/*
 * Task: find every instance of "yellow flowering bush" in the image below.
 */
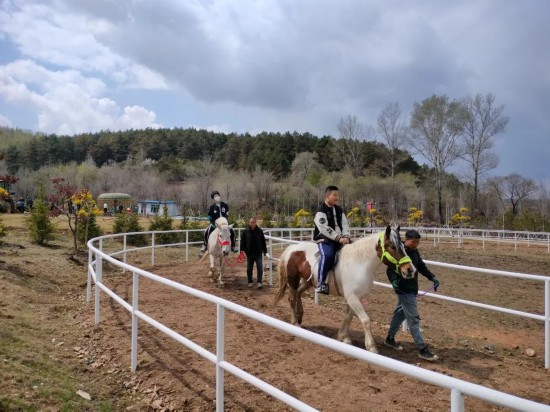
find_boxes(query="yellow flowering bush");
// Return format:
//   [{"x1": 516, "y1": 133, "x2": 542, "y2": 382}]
[
  {"x1": 0, "y1": 187, "x2": 9, "y2": 200},
  {"x1": 408, "y1": 207, "x2": 424, "y2": 226},
  {"x1": 293, "y1": 208, "x2": 311, "y2": 227},
  {"x1": 451, "y1": 207, "x2": 471, "y2": 227}
]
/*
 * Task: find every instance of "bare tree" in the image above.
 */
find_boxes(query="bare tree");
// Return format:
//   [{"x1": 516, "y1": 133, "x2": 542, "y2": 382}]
[
  {"x1": 335, "y1": 115, "x2": 370, "y2": 176},
  {"x1": 408, "y1": 95, "x2": 467, "y2": 224},
  {"x1": 488, "y1": 174, "x2": 537, "y2": 217},
  {"x1": 188, "y1": 157, "x2": 219, "y2": 211},
  {"x1": 377, "y1": 102, "x2": 408, "y2": 178},
  {"x1": 249, "y1": 166, "x2": 275, "y2": 211},
  {"x1": 459, "y1": 93, "x2": 508, "y2": 213}
]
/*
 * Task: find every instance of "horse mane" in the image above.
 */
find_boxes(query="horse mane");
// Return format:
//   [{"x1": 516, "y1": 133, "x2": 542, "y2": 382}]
[
  {"x1": 340, "y1": 231, "x2": 380, "y2": 261},
  {"x1": 215, "y1": 217, "x2": 229, "y2": 227}
]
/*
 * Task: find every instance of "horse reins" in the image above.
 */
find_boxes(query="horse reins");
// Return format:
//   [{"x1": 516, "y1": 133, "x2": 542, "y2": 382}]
[{"x1": 377, "y1": 232, "x2": 412, "y2": 273}]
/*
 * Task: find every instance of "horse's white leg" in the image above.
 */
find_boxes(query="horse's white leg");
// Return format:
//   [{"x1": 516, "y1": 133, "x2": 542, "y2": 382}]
[
  {"x1": 337, "y1": 304, "x2": 355, "y2": 344},
  {"x1": 208, "y1": 254, "x2": 215, "y2": 278},
  {"x1": 346, "y1": 294, "x2": 378, "y2": 353},
  {"x1": 218, "y1": 257, "x2": 225, "y2": 286}
]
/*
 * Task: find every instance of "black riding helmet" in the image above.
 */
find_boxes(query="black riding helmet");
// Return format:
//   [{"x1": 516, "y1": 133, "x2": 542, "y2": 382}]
[{"x1": 211, "y1": 190, "x2": 220, "y2": 199}]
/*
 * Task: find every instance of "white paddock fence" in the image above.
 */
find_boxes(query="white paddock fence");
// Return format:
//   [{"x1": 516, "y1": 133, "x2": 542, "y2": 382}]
[{"x1": 87, "y1": 229, "x2": 550, "y2": 412}]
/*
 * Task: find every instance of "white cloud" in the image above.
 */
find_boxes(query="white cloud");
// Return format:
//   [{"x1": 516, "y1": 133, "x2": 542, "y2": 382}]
[{"x1": 0, "y1": 59, "x2": 161, "y2": 134}]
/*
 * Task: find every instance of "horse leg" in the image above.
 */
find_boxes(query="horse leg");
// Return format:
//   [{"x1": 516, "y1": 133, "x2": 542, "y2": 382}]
[
  {"x1": 287, "y1": 287, "x2": 300, "y2": 325},
  {"x1": 337, "y1": 304, "x2": 355, "y2": 344},
  {"x1": 346, "y1": 294, "x2": 378, "y2": 353},
  {"x1": 208, "y1": 255, "x2": 218, "y2": 282},
  {"x1": 218, "y1": 257, "x2": 225, "y2": 286},
  {"x1": 295, "y1": 279, "x2": 311, "y2": 325}
]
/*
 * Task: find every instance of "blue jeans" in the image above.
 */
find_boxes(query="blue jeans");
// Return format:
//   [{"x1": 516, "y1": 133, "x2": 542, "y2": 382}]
[
  {"x1": 246, "y1": 254, "x2": 263, "y2": 283},
  {"x1": 317, "y1": 242, "x2": 337, "y2": 284},
  {"x1": 387, "y1": 293, "x2": 426, "y2": 350}
]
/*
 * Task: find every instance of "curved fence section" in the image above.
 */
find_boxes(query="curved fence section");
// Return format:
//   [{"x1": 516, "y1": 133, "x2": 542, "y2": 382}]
[{"x1": 87, "y1": 229, "x2": 550, "y2": 411}]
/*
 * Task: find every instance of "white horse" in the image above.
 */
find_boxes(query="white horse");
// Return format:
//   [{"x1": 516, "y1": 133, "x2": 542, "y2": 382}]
[
  {"x1": 200, "y1": 217, "x2": 233, "y2": 285},
  {"x1": 273, "y1": 226, "x2": 415, "y2": 353}
]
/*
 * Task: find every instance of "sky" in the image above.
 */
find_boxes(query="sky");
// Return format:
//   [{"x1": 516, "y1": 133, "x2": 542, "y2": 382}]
[{"x1": 0, "y1": 0, "x2": 549, "y2": 185}]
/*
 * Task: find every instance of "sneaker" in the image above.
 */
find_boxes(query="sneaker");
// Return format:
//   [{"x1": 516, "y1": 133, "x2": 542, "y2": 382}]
[
  {"x1": 418, "y1": 347, "x2": 439, "y2": 361},
  {"x1": 248, "y1": 283, "x2": 254, "y2": 288},
  {"x1": 384, "y1": 337, "x2": 403, "y2": 351},
  {"x1": 257, "y1": 282, "x2": 263, "y2": 289},
  {"x1": 315, "y1": 282, "x2": 329, "y2": 295}
]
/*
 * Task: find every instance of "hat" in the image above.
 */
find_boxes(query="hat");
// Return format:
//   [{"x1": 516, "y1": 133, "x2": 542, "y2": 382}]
[{"x1": 211, "y1": 190, "x2": 220, "y2": 199}]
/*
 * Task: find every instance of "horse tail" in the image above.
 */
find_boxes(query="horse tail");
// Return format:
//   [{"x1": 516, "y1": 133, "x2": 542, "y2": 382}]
[
  {"x1": 272, "y1": 248, "x2": 289, "y2": 306},
  {"x1": 199, "y1": 250, "x2": 209, "y2": 262}
]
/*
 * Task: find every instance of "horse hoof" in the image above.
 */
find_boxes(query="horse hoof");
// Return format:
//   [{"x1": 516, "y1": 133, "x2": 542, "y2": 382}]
[{"x1": 343, "y1": 337, "x2": 352, "y2": 345}]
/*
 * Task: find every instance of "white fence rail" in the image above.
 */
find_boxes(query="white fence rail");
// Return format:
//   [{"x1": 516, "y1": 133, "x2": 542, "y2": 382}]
[{"x1": 87, "y1": 229, "x2": 550, "y2": 411}]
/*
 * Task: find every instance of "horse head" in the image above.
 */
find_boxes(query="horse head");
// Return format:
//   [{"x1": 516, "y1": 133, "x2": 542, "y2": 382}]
[
  {"x1": 214, "y1": 217, "x2": 231, "y2": 256},
  {"x1": 377, "y1": 225, "x2": 416, "y2": 279}
]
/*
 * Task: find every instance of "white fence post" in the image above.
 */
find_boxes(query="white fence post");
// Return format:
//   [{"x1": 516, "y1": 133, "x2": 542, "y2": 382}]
[
  {"x1": 216, "y1": 304, "x2": 225, "y2": 412},
  {"x1": 151, "y1": 233, "x2": 155, "y2": 266},
  {"x1": 451, "y1": 388, "x2": 464, "y2": 412},
  {"x1": 123, "y1": 234, "x2": 127, "y2": 272},
  {"x1": 268, "y1": 235, "x2": 273, "y2": 285},
  {"x1": 131, "y1": 271, "x2": 139, "y2": 372},
  {"x1": 546, "y1": 279, "x2": 549, "y2": 369},
  {"x1": 87, "y1": 248, "x2": 92, "y2": 304},
  {"x1": 94, "y1": 255, "x2": 102, "y2": 325},
  {"x1": 185, "y1": 231, "x2": 189, "y2": 261}
]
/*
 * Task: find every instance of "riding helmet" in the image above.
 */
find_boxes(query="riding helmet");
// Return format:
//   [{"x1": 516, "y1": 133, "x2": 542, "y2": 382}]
[{"x1": 211, "y1": 190, "x2": 220, "y2": 199}]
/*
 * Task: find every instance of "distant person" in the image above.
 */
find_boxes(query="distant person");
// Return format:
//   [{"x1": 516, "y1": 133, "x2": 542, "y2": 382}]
[
  {"x1": 239, "y1": 217, "x2": 268, "y2": 289},
  {"x1": 16, "y1": 198, "x2": 25, "y2": 213},
  {"x1": 103, "y1": 202, "x2": 109, "y2": 215},
  {"x1": 385, "y1": 229, "x2": 440, "y2": 361},
  {"x1": 26, "y1": 196, "x2": 33, "y2": 210},
  {"x1": 199, "y1": 191, "x2": 237, "y2": 255},
  {"x1": 313, "y1": 185, "x2": 350, "y2": 295},
  {"x1": 118, "y1": 204, "x2": 123, "y2": 213},
  {"x1": 67, "y1": 199, "x2": 74, "y2": 214}
]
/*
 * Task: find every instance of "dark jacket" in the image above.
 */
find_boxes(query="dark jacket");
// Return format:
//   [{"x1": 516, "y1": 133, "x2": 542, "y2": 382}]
[
  {"x1": 240, "y1": 227, "x2": 267, "y2": 256},
  {"x1": 208, "y1": 202, "x2": 229, "y2": 223},
  {"x1": 386, "y1": 247, "x2": 435, "y2": 295},
  {"x1": 313, "y1": 202, "x2": 350, "y2": 244}
]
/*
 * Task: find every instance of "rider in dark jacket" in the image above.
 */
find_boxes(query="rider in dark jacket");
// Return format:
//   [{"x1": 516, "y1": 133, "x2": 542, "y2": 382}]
[
  {"x1": 313, "y1": 185, "x2": 350, "y2": 295},
  {"x1": 200, "y1": 191, "x2": 236, "y2": 255}
]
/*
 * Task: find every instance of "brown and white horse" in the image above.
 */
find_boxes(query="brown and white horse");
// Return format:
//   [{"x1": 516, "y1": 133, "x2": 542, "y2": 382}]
[
  {"x1": 273, "y1": 226, "x2": 415, "y2": 353},
  {"x1": 200, "y1": 217, "x2": 233, "y2": 286}
]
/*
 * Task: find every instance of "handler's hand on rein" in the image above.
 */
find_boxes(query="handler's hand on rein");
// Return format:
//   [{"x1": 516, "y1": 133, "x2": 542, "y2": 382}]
[
  {"x1": 264, "y1": 253, "x2": 270, "y2": 259},
  {"x1": 432, "y1": 277, "x2": 440, "y2": 292}
]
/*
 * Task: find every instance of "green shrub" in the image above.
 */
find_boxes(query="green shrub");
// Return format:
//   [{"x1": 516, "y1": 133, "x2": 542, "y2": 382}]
[
  {"x1": 148, "y1": 206, "x2": 178, "y2": 245},
  {"x1": 77, "y1": 214, "x2": 103, "y2": 244},
  {"x1": 27, "y1": 183, "x2": 55, "y2": 245},
  {"x1": 112, "y1": 212, "x2": 147, "y2": 246},
  {"x1": 0, "y1": 218, "x2": 6, "y2": 238},
  {"x1": 178, "y1": 219, "x2": 204, "y2": 242}
]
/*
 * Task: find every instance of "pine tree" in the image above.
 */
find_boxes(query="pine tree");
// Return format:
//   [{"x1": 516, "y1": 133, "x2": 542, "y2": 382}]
[
  {"x1": 148, "y1": 205, "x2": 178, "y2": 244},
  {"x1": 27, "y1": 182, "x2": 55, "y2": 245},
  {"x1": 113, "y1": 211, "x2": 147, "y2": 246}
]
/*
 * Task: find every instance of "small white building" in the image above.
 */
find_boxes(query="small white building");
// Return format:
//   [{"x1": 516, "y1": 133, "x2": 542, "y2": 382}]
[{"x1": 137, "y1": 200, "x2": 179, "y2": 217}]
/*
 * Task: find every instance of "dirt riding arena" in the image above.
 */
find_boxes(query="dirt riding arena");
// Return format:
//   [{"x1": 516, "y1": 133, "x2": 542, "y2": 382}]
[{"x1": 83, "y1": 241, "x2": 550, "y2": 411}]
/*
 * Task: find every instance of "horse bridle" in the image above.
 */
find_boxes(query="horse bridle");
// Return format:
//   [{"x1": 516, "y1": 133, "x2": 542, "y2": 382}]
[
  {"x1": 377, "y1": 231, "x2": 412, "y2": 273},
  {"x1": 217, "y1": 233, "x2": 230, "y2": 247}
]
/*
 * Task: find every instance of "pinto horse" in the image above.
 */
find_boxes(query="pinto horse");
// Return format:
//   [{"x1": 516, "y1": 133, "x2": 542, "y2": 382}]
[
  {"x1": 273, "y1": 226, "x2": 415, "y2": 353},
  {"x1": 200, "y1": 217, "x2": 233, "y2": 285}
]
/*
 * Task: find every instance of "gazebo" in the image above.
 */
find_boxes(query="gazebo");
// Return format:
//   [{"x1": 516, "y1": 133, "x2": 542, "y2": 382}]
[{"x1": 97, "y1": 193, "x2": 133, "y2": 213}]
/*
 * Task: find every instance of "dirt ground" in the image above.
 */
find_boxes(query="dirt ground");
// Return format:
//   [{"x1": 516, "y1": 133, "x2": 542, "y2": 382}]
[{"x1": 1, "y1": 215, "x2": 549, "y2": 411}]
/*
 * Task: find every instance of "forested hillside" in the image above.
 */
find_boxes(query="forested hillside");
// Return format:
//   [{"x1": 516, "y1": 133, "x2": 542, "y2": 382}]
[{"x1": 0, "y1": 125, "x2": 548, "y2": 231}]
